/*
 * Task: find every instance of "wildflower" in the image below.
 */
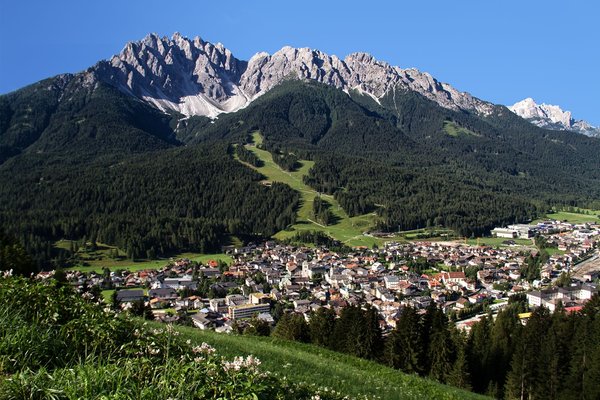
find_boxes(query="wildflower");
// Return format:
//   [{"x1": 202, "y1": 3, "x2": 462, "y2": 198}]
[
  {"x1": 245, "y1": 355, "x2": 261, "y2": 368},
  {"x1": 222, "y1": 356, "x2": 244, "y2": 372},
  {"x1": 192, "y1": 342, "x2": 216, "y2": 355},
  {"x1": 222, "y1": 355, "x2": 261, "y2": 372},
  {"x1": 186, "y1": 339, "x2": 192, "y2": 345},
  {"x1": 2, "y1": 269, "x2": 13, "y2": 278}
]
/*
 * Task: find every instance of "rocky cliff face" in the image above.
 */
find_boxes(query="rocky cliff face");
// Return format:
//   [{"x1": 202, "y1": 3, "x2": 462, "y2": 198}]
[
  {"x1": 87, "y1": 33, "x2": 495, "y2": 118},
  {"x1": 509, "y1": 98, "x2": 599, "y2": 137},
  {"x1": 83, "y1": 33, "x2": 597, "y2": 138}
]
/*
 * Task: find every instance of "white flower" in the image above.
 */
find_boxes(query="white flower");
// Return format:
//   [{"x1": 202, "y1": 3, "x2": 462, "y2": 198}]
[
  {"x1": 192, "y1": 342, "x2": 216, "y2": 355},
  {"x1": 245, "y1": 355, "x2": 261, "y2": 368},
  {"x1": 82, "y1": 292, "x2": 94, "y2": 300},
  {"x1": 222, "y1": 355, "x2": 261, "y2": 372}
]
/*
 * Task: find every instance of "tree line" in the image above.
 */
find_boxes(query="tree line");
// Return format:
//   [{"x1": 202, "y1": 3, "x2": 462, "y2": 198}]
[
  {"x1": 235, "y1": 144, "x2": 263, "y2": 167},
  {"x1": 268, "y1": 296, "x2": 600, "y2": 399}
]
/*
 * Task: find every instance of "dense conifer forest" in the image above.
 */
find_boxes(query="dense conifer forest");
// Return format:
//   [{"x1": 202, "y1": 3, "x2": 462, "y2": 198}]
[{"x1": 0, "y1": 143, "x2": 298, "y2": 268}]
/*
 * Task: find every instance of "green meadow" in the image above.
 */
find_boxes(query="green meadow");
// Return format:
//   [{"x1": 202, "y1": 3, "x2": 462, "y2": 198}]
[
  {"x1": 443, "y1": 121, "x2": 480, "y2": 138},
  {"x1": 241, "y1": 132, "x2": 399, "y2": 247},
  {"x1": 533, "y1": 209, "x2": 600, "y2": 225},
  {"x1": 174, "y1": 324, "x2": 488, "y2": 400}
]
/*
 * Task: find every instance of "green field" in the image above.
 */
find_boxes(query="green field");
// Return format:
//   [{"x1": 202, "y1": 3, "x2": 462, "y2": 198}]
[
  {"x1": 465, "y1": 237, "x2": 534, "y2": 247},
  {"x1": 443, "y1": 121, "x2": 480, "y2": 138},
  {"x1": 545, "y1": 247, "x2": 566, "y2": 256},
  {"x1": 399, "y1": 227, "x2": 456, "y2": 241},
  {"x1": 58, "y1": 240, "x2": 233, "y2": 273},
  {"x1": 172, "y1": 324, "x2": 487, "y2": 400},
  {"x1": 241, "y1": 133, "x2": 398, "y2": 247},
  {"x1": 533, "y1": 209, "x2": 600, "y2": 224}
]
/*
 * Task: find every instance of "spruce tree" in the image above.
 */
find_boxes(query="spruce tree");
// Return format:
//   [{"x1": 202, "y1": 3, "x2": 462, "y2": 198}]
[
  {"x1": 384, "y1": 306, "x2": 422, "y2": 374},
  {"x1": 308, "y1": 307, "x2": 336, "y2": 348},
  {"x1": 428, "y1": 329, "x2": 453, "y2": 383},
  {"x1": 447, "y1": 341, "x2": 471, "y2": 390},
  {"x1": 272, "y1": 313, "x2": 309, "y2": 342}
]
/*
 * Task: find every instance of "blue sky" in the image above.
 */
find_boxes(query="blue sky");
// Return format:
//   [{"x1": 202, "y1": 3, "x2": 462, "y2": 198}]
[{"x1": 1, "y1": 0, "x2": 598, "y2": 124}]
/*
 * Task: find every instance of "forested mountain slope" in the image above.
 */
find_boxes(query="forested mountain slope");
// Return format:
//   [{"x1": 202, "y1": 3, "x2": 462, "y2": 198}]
[
  {"x1": 188, "y1": 80, "x2": 600, "y2": 234},
  {"x1": 2, "y1": 71, "x2": 600, "y2": 268}
]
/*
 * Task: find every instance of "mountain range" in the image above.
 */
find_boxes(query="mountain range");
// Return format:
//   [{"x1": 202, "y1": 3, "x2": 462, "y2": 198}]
[
  {"x1": 93, "y1": 32, "x2": 495, "y2": 118},
  {"x1": 89, "y1": 32, "x2": 597, "y2": 138},
  {"x1": 509, "y1": 98, "x2": 600, "y2": 137},
  {"x1": 1, "y1": 32, "x2": 600, "y2": 267}
]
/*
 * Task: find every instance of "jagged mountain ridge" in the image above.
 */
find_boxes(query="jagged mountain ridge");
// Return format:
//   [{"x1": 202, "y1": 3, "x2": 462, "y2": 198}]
[
  {"x1": 509, "y1": 97, "x2": 600, "y2": 137},
  {"x1": 89, "y1": 32, "x2": 495, "y2": 118}
]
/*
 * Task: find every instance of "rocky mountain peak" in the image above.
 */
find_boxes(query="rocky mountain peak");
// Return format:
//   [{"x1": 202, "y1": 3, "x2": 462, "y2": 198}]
[
  {"x1": 86, "y1": 33, "x2": 497, "y2": 119},
  {"x1": 509, "y1": 98, "x2": 599, "y2": 137}
]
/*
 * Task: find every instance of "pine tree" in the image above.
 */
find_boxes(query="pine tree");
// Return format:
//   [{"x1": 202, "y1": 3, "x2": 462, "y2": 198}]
[
  {"x1": 447, "y1": 341, "x2": 471, "y2": 390},
  {"x1": 488, "y1": 306, "x2": 521, "y2": 398},
  {"x1": 272, "y1": 313, "x2": 309, "y2": 342},
  {"x1": 504, "y1": 306, "x2": 551, "y2": 400},
  {"x1": 359, "y1": 305, "x2": 383, "y2": 360},
  {"x1": 384, "y1": 306, "x2": 422, "y2": 374},
  {"x1": 308, "y1": 307, "x2": 336, "y2": 348},
  {"x1": 428, "y1": 329, "x2": 453, "y2": 383},
  {"x1": 467, "y1": 314, "x2": 492, "y2": 393}
]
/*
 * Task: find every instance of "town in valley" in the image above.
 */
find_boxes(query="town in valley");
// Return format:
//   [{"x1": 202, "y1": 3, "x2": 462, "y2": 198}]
[{"x1": 40, "y1": 218, "x2": 600, "y2": 333}]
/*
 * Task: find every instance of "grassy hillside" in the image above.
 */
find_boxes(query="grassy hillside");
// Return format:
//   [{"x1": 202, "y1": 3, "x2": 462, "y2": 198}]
[
  {"x1": 443, "y1": 121, "x2": 480, "y2": 138},
  {"x1": 57, "y1": 238, "x2": 232, "y2": 273},
  {"x1": 240, "y1": 132, "x2": 393, "y2": 247},
  {"x1": 173, "y1": 324, "x2": 488, "y2": 400},
  {"x1": 533, "y1": 209, "x2": 600, "y2": 224},
  {"x1": 0, "y1": 276, "x2": 344, "y2": 399}
]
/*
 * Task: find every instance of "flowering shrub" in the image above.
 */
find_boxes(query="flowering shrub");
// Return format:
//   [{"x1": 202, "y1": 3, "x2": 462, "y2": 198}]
[{"x1": 0, "y1": 276, "x2": 351, "y2": 399}]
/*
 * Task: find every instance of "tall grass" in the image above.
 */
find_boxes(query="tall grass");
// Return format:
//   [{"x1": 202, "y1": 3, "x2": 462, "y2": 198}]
[{"x1": 173, "y1": 325, "x2": 489, "y2": 400}]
